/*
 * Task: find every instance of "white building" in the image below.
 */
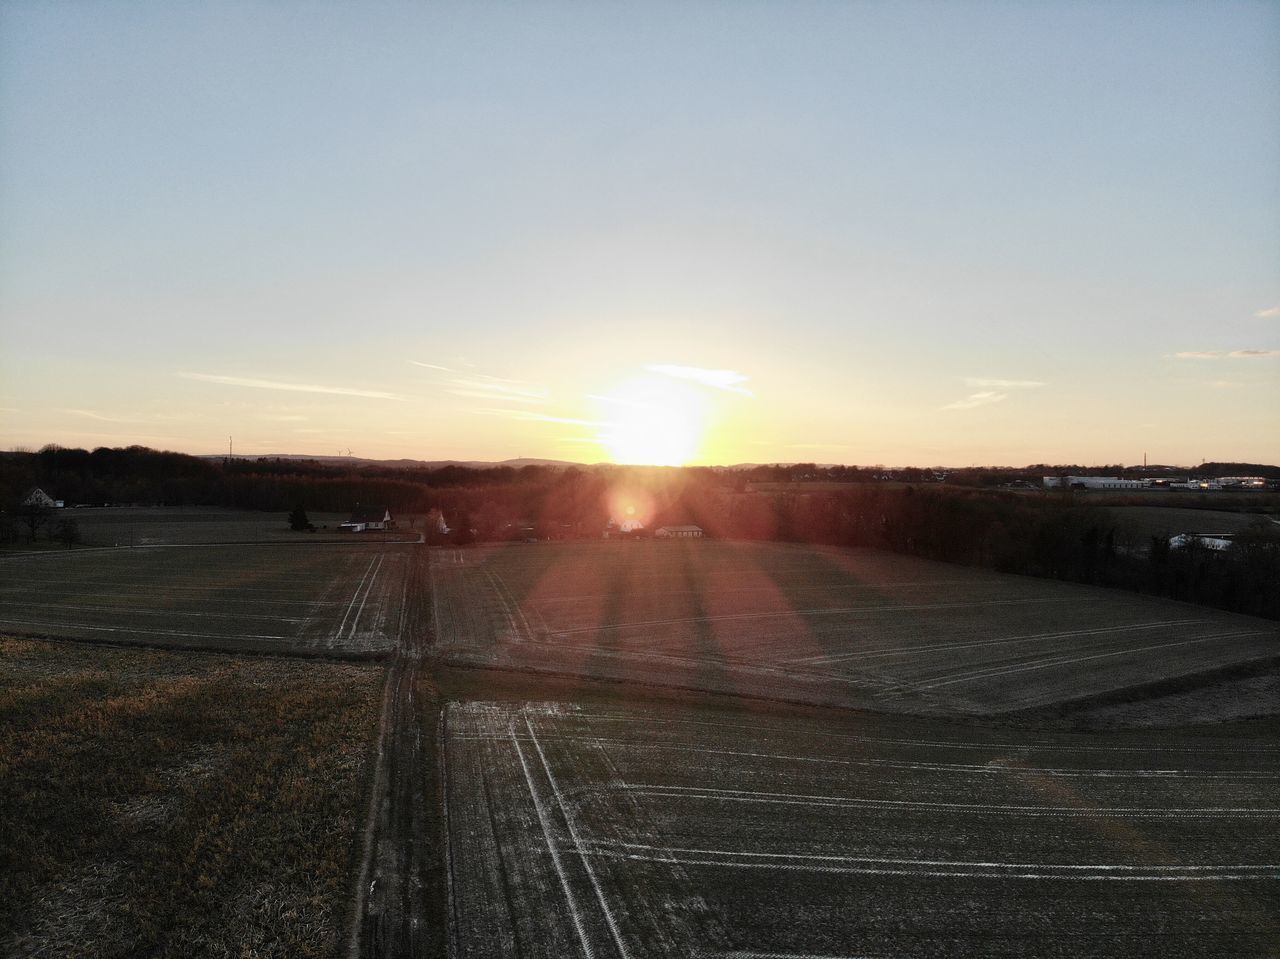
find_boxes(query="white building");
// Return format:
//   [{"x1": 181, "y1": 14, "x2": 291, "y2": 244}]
[
  {"x1": 655, "y1": 525, "x2": 704, "y2": 538},
  {"x1": 21, "y1": 487, "x2": 61, "y2": 508},
  {"x1": 1042, "y1": 476, "x2": 1144, "y2": 491},
  {"x1": 1169, "y1": 533, "x2": 1233, "y2": 551},
  {"x1": 339, "y1": 506, "x2": 393, "y2": 532}
]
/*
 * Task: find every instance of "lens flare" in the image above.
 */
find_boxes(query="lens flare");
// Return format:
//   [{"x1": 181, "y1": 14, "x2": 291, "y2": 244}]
[{"x1": 606, "y1": 486, "x2": 655, "y2": 529}]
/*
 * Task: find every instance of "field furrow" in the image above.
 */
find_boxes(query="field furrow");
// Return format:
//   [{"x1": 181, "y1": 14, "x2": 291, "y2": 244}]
[{"x1": 445, "y1": 701, "x2": 1280, "y2": 958}]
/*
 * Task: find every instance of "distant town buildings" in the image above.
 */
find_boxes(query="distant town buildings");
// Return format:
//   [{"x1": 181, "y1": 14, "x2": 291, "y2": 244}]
[
  {"x1": 1043, "y1": 476, "x2": 1144, "y2": 490},
  {"x1": 1042, "y1": 476, "x2": 1272, "y2": 492},
  {"x1": 655, "y1": 525, "x2": 704, "y2": 538}
]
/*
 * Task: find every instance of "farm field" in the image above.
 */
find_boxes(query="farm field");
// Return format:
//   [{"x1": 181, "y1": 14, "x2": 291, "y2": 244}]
[
  {"x1": 430, "y1": 541, "x2": 1280, "y2": 717},
  {"x1": 1109, "y1": 505, "x2": 1277, "y2": 546},
  {"x1": 444, "y1": 699, "x2": 1280, "y2": 958},
  {"x1": 46, "y1": 506, "x2": 422, "y2": 547},
  {"x1": 0, "y1": 542, "x2": 413, "y2": 657},
  {"x1": 0, "y1": 637, "x2": 382, "y2": 958}
]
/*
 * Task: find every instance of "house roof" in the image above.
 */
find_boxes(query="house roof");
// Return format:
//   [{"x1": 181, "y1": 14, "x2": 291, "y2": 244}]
[
  {"x1": 658, "y1": 525, "x2": 703, "y2": 533},
  {"x1": 349, "y1": 506, "x2": 391, "y2": 523}
]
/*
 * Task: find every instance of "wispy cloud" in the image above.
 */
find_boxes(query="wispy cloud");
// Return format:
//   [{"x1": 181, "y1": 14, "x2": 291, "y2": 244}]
[
  {"x1": 1173, "y1": 350, "x2": 1280, "y2": 359},
  {"x1": 412, "y1": 361, "x2": 549, "y2": 403},
  {"x1": 64, "y1": 408, "x2": 130, "y2": 423},
  {"x1": 471, "y1": 408, "x2": 604, "y2": 427},
  {"x1": 447, "y1": 379, "x2": 549, "y2": 403},
  {"x1": 963, "y1": 377, "x2": 1045, "y2": 389},
  {"x1": 588, "y1": 393, "x2": 660, "y2": 412},
  {"x1": 178, "y1": 372, "x2": 401, "y2": 399},
  {"x1": 942, "y1": 391, "x2": 1008, "y2": 411},
  {"x1": 943, "y1": 376, "x2": 1042, "y2": 411},
  {"x1": 646, "y1": 364, "x2": 754, "y2": 396},
  {"x1": 1254, "y1": 305, "x2": 1280, "y2": 318}
]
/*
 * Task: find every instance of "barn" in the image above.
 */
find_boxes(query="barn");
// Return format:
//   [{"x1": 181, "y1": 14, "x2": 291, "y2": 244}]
[{"x1": 338, "y1": 506, "x2": 394, "y2": 533}]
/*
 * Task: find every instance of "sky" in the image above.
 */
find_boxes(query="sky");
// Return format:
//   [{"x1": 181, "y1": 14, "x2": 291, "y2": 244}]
[{"x1": 1, "y1": 0, "x2": 1277, "y2": 467}]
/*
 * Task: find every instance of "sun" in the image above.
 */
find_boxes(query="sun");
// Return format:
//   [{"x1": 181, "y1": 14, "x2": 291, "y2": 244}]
[{"x1": 592, "y1": 375, "x2": 709, "y2": 466}]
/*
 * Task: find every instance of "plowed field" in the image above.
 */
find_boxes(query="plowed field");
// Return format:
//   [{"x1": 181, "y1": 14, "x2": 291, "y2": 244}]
[
  {"x1": 444, "y1": 700, "x2": 1280, "y2": 958},
  {"x1": 0, "y1": 543, "x2": 411, "y2": 656},
  {"x1": 430, "y1": 541, "x2": 1279, "y2": 715}
]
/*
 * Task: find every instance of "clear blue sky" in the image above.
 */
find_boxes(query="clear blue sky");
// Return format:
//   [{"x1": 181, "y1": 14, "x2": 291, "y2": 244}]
[{"x1": 2, "y1": 1, "x2": 1277, "y2": 465}]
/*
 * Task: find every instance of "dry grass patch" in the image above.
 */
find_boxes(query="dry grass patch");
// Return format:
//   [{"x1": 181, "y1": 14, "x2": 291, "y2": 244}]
[{"x1": 0, "y1": 638, "x2": 382, "y2": 958}]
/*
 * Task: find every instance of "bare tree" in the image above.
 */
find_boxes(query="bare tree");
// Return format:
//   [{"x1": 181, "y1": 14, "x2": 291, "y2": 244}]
[{"x1": 16, "y1": 503, "x2": 51, "y2": 543}]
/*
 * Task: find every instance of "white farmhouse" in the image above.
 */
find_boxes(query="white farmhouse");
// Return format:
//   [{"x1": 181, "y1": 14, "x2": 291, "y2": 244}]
[{"x1": 339, "y1": 506, "x2": 394, "y2": 533}]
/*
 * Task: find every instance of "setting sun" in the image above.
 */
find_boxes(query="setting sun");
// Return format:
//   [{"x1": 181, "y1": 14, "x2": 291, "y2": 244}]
[{"x1": 591, "y1": 374, "x2": 710, "y2": 466}]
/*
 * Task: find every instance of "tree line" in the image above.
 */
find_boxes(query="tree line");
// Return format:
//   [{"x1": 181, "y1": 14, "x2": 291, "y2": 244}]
[{"x1": 3, "y1": 445, "x2": 1277, "y2": 618}]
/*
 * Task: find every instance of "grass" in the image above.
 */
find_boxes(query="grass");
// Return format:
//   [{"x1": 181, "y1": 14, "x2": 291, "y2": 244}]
[
  {"x1": 1109, "y1": 505, "x2": 1274, "y2": 543},
  {"x1": 0, "y1": 637, "x2": 383, "y2": 958}
]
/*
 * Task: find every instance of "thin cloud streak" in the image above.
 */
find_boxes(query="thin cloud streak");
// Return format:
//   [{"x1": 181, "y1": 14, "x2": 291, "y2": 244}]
[
  {"x1": 588, "y1": 393, "x2": 661, "y2": 412},
  {"x1": 471, "y1": 408, "x2": 605, "y2": 427},
  {"x1": 446, "y1": 380, "x2": 548, "y2": 403},
  {"x1": 413, "y1": 361, "x2": 549, "y2": 403},
  {"x1": 178, "y1": 372, "x2": 401, "y2": 399},
  {"x1": 1173, "y1": 350, "x2": 1280, "y2": 359},
  {"x1": 645, "y1": 364, "x2": 754, "y2": 396},
  {"x1": 942, "y1": 391, "x2": 1008, "y2": 411},
  {"x1": 1254, "y1": 306, "x2": 1280, "y2": 318},
  {"x1": 964, "y1": 378, "x2": 1044, "y2": 389},
  {"x1": 943, "y1": 376, "x2": 1042, "y2": 411},
  {"x1": 64, "y1": 408, "x2": 129, "y2": 423}
]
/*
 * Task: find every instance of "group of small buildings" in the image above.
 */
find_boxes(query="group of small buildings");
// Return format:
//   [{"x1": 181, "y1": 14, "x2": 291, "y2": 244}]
[
  {"x1": 602, "y1": 520, "x2": 705, "y2": 539},
  {"x1": 338, "y1": 507, "x2": 451, "y2": 535}
]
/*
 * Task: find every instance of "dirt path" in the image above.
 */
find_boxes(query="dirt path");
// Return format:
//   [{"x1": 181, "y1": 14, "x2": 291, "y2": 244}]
[{"x1": 352, "y1": 547, "x2": 445, "y2": 959}]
